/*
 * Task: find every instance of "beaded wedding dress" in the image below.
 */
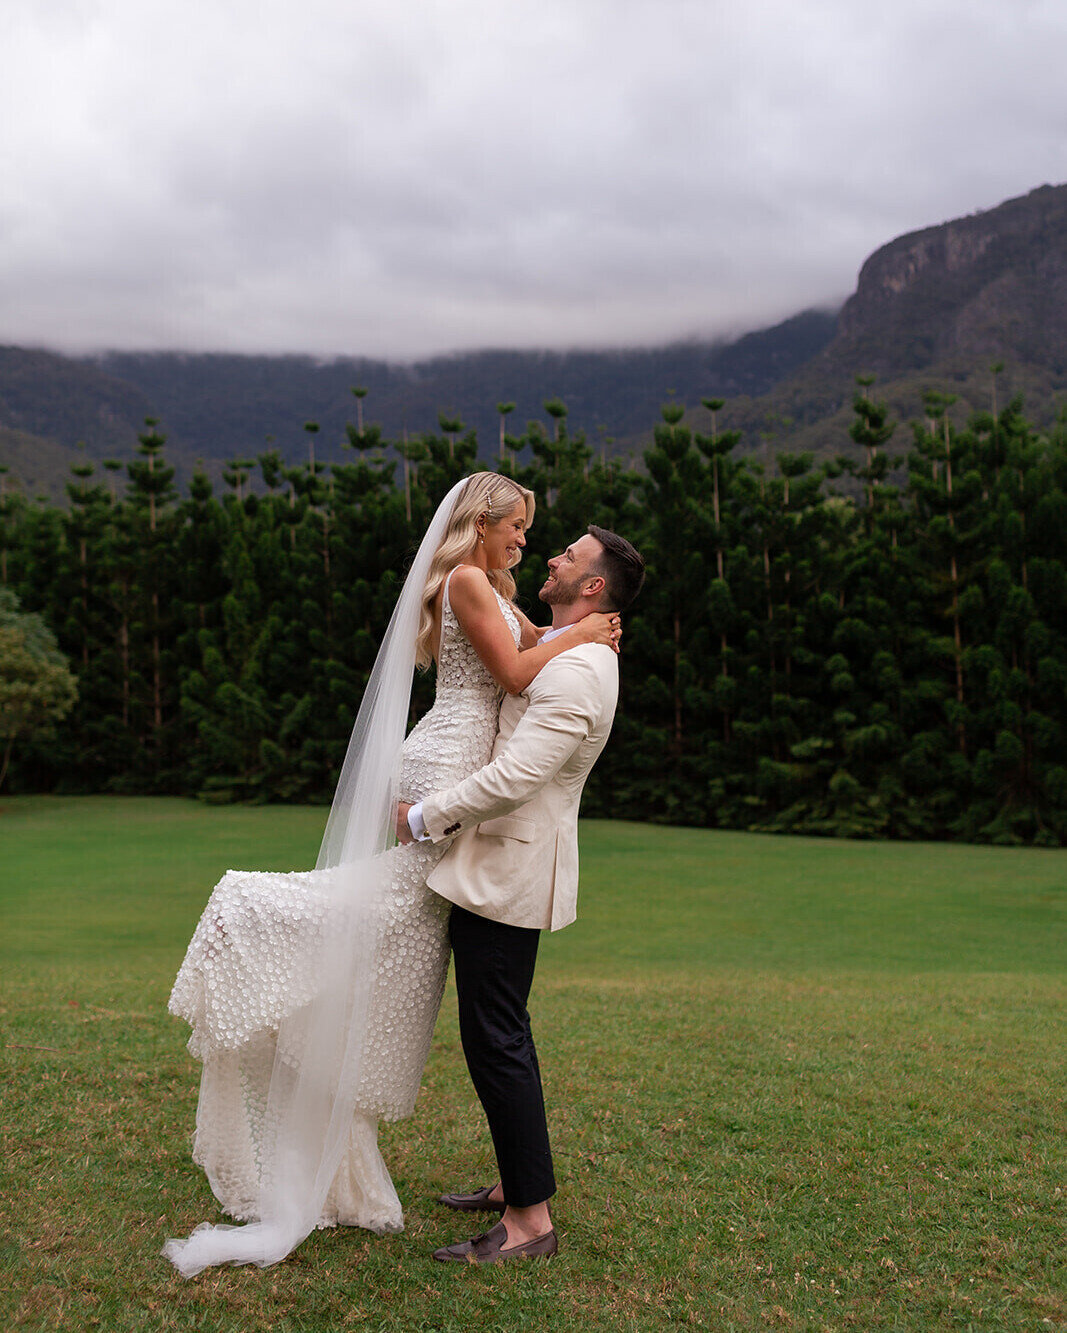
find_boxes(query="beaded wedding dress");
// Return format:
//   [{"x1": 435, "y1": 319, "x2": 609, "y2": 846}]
[{"x1": 168, "y1": 572, "x2": 521, "y2": 1235}]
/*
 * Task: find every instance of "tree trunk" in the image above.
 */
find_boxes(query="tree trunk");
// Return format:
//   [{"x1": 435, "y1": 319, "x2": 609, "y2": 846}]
[
  {"x1": 80, "y1": 538, "x2": 89, "y2": 668},
  {"x1": 152, "y1": 591, "x2": 162, "y2": 734},
  {"x1": 764, "y1": 544, "x2": 773, "y2": 624},
  {"x1": 323, "y1": 512, "x2": 332, "y2": 638},
  {"x1": 950, "y1": 558, "x2": 965, "y2": 755},
  {"x1": 721, "y1": 631, "x2": 730, "y2": 743},
  {"x1": 119, "y1": 614, "x2": 130, "y2": 728},
  {"x1": 673, "y1": 611, "x2": 683, "y2": 749},
  {"x1": 945, "y1": 421, "x2": 965, "y2": 754},
  {"x1": 713, "y1": 459, "x2": 724, "y2": 579}
]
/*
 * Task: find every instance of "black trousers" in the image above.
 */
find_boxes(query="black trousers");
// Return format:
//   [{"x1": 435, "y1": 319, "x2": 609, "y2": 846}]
[{"x1": 448, "y1": 904, "x2": 556, "y2": 1208}]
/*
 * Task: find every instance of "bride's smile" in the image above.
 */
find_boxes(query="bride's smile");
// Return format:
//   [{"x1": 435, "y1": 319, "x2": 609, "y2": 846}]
[{"x1": 476, "y1": 500, "x2": 527, "y2": 571}]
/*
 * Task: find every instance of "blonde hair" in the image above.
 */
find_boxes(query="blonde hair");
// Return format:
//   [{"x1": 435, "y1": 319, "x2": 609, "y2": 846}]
[{"x1": 415, "y1": 472, "x2": 535, "y2": 669}]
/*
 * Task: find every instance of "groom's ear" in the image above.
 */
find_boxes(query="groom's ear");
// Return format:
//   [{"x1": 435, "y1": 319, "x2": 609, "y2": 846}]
[{"x1": 581, "y1": 574, "x2": 606, "y2": 600}]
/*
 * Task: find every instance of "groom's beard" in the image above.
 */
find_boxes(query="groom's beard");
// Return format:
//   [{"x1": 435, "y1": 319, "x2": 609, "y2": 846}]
[{"x1": 538, "y1": 570, "x2": 584, "y2": 606}]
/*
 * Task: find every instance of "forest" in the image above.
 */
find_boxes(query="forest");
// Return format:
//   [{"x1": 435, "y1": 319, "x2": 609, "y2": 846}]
[{"x1": 2, "y1": 382, "x2": 1066, "y2": 845}]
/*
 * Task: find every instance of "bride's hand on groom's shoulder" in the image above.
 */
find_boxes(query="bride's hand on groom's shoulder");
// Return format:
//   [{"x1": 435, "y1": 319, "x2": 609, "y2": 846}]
[
  {"x1": 576, "y1": 612, "x2": 622, "y2": 653},
  {"x1": 395, "y1": 801, "x2": 414, "y2": 845}
]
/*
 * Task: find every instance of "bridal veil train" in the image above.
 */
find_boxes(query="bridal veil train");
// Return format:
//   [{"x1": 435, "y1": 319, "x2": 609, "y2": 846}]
[{"x1": 162, "y1": 479, "x2": 470, "y2": 1277}]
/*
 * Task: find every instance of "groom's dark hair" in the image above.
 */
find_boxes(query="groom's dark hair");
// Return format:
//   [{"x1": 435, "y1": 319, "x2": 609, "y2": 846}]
[{"x1": 587, "y1": 525, "x2": 646, "y2": 611}]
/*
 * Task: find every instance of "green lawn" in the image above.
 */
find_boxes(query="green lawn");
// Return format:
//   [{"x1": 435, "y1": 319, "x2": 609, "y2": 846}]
[{"x1": 2, "y1": 795, "x2": 1064, "y2": 1332}]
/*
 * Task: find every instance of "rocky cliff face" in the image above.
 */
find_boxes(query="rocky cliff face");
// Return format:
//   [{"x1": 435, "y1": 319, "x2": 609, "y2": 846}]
[{"x1": 831, "y1": 183, "x2": 1067, "y2": 376}]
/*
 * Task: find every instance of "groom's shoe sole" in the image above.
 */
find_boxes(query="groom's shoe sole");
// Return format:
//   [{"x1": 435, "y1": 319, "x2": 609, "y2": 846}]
[
  {"x1": 437, "y1": 1186, "x2": 506, "y2": 1214},
  {"x1": 432, "y1": 1221, "x2": 558, "y2": 1264}
]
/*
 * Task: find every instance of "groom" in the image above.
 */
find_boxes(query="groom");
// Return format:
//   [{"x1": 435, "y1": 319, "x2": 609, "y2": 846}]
[{"x1": 396, "y1": 524, "x2": 645, "y2": 1264}]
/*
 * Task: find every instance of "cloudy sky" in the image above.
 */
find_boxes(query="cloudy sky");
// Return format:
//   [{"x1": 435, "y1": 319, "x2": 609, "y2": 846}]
[{"x1": 2, "y1": 0, "x2": 1066, "y2": 360}]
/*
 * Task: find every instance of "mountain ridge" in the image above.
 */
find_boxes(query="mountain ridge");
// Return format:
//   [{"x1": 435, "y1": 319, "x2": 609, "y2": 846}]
[
  {"x1": 5, "y1": 181, "x2": 1067, "y2": 495},
  {"x1": 0, "y1": 310, "x2": 836, "y2": 493},
  {"x1": 699, "y1": 183, "x2": 1067, "y2": 454},
  {"x1": 833, "y1": 182, "x2": 1067, "y2": 375}
]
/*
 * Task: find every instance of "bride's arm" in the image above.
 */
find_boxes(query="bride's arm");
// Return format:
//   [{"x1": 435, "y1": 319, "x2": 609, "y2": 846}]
[
  {"x1": 512, "y1": 606, "x2": 549, "y2": 650},
  {"x1": 447, "y1": 565, "x2": 617, "y2": 695}
]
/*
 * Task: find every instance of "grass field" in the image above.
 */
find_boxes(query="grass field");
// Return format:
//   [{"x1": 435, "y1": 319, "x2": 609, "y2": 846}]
[{"x1": 1, "y1": 795, "x2": 1065, "y2": 1333}]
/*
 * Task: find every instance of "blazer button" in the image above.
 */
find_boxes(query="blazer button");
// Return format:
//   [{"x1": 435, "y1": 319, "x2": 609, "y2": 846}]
[{"x1": 444, "y1": 822, "x2": 461, "y2": 835}]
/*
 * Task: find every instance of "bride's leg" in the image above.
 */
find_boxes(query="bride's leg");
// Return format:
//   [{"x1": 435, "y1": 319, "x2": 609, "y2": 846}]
[
  {"x1": 323, "y1": 1112, "x2": 403, "y2": 1233},
  {"x1": 322, "y1": 842, "x2": 451, "y2": 1231},
  {"x1": 192, "y1": 1033, "x2": 277, "y2": 1222},
  {"x1": 171, "y1": 852, "x2": 448, "y2": 1233},
  {"x1": 169, "y1": 867, "x2": 337, "y2": 1057},
  {"x1": 352, "y1": 841, "x2": 453, "y2": 1122},
  {"x1": 169, "y1": 867, "x2": 339, "y2": 1221}
]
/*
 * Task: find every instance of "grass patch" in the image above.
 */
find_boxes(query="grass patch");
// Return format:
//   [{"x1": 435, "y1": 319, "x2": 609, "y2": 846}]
[{"x1": 2, "y1": 795, "x2": 1065, "y2": 1332}]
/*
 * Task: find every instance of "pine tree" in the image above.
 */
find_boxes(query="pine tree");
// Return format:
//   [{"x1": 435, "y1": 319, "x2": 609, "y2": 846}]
[{"x1": 124, "y1": 419, "x2": 181, "y2": 784}]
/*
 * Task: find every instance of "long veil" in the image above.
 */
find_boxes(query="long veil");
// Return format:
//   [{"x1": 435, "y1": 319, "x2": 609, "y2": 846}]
[{"x1": 163, "y1": 478, "x2": 467, "y2": 1277}]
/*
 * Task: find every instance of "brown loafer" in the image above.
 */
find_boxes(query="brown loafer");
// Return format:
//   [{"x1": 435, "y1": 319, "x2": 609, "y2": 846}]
[
  {"x1": 437, "y1": 1185, "x2": 505, "y2": 1214},
  {"x1": 433, "y1": 1221, "x2": 558, "y2": 1265}
]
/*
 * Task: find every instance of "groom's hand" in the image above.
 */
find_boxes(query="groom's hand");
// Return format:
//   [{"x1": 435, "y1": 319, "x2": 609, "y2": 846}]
[{"x1": 395, "y1": 801, "x2": 414, "y2": 845}]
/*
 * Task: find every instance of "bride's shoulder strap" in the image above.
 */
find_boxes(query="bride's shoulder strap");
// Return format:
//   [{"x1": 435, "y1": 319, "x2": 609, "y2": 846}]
[
  {"x1": 443, "y1": 564, "x2": 467, "y2": 612},
  {"x1": 444, "y1": 563, "x2": 488, "y2": 611}
]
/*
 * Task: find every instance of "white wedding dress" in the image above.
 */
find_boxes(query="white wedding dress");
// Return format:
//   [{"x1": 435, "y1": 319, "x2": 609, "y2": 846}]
[{"x1": 168, "y1": 573, "x2": 521, "y2": 1233}]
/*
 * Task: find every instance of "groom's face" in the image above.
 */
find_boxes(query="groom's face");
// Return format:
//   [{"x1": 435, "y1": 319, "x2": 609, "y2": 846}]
[{"x1": 539, "y1": 534, "x2": 604, "y2": 607}]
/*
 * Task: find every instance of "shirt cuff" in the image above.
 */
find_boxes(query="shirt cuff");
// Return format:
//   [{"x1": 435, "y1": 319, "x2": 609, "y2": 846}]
[{"x1": 407, "y1": 802, "x2": 430, "y2": 842}]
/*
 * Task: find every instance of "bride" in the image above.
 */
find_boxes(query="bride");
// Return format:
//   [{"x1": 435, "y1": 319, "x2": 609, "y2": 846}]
[{"x1": 163, "y1": 472, "x2": 620, "y2": 1276}]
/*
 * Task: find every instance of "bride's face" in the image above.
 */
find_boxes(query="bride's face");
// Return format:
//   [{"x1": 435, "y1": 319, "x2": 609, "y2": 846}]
[{"x1": 481, "y1": 500, "x2": 528, "y2": 569}]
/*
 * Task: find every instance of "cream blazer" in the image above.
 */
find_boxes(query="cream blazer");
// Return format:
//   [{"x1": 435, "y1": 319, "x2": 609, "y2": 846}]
[{"x1": 422, "y1": 642, "x2": 619, "y2": 931}]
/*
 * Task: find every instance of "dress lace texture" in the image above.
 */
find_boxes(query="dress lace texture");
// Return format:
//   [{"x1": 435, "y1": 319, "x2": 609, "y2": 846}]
[{"x1": 168, "y1": 574, "x2": 520, "y2": 1231}]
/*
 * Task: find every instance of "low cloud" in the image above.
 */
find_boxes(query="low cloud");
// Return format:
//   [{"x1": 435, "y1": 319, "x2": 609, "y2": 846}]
[{"x1": 2, "y1": 0, "x2": 1065, "y2": 358}]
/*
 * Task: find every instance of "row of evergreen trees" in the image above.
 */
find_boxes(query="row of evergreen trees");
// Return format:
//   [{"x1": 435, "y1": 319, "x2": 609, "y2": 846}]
[{"x1": 3, "y1": 385, "x2": 1067, "y2": 844}]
